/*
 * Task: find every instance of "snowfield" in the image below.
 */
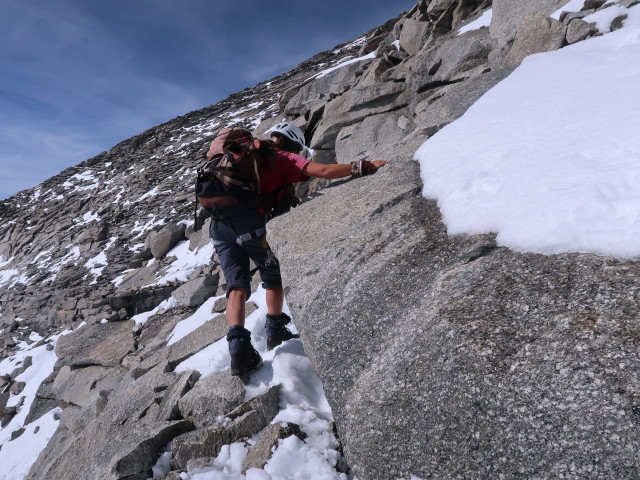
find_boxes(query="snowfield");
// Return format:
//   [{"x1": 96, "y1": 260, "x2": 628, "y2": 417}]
[{"x1": 416, "y1": 4, "x2": 640, "y2": 260}]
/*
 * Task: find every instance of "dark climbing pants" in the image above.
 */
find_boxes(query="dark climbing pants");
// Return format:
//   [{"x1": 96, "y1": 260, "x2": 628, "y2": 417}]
[{"x1": 209, "y1": 211, "x2": 282, "y2": 296}]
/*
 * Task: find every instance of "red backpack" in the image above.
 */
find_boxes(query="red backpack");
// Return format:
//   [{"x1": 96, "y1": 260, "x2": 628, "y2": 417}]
[
  {"x1": 194, "y1": 128, "x2": 300, "y2": 229},
  {"x1": 196, "y1": 128, "x2": 260, "y2": 207}
]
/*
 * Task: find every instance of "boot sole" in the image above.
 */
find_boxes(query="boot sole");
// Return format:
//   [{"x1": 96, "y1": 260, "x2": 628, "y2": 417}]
[
  {"x1": 267, "y1": 334, "x2": 300, "y2": 351},
  {"x1": 230, "y1": 357, "x2": 263, "y2": 376}
]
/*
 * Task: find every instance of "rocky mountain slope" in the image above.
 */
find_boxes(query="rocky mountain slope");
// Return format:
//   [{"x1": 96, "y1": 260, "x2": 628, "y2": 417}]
[{"x1": 1, "y1": 0, "x2": 639, "y2": 479}]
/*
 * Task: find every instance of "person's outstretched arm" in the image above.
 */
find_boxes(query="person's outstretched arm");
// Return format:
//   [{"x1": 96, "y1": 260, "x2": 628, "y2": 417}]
[{"x1": 302, "y1": 160, "x2": 387, "y2": 179}]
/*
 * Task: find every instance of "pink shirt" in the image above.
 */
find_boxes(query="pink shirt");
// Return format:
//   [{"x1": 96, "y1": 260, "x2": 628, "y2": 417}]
[{"x1": 259, "y1": 150, "x2": 311, "y2": 194}]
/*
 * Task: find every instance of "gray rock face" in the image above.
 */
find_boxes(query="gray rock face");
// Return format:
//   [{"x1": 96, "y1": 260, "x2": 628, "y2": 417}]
[
  {"x1": 283, "y1": 60, "x2": 372, "y2": 117},
  {"x1": 410, "y1": 67, "x2": 513, "y2": 146},
  {"x1": 268, "y1": 161, "x2": 640, "y2": 479},
  {"x1": 149, "y1": 223, "x2": 187, "y2": 260},
  {"x1": 408, "y1": 27, "x2": 494, "y2": 90},
  {"x1": 399, "y1": 18, "x2": 431, "y2": 55},
  {"x1": 55, "y1": 321, "x2": 136, "y2": 368},
  {"x1": 311, "y1": 81, "x2": 409, "y2": 150},
  {"x1": 131, "y1": 312, "x2": 228, "y2": 378},
  {"x1": 241, "y1": 422, "x2": 307, "y2": 473},
  {"x1": 491, "y1": 0, "x2": 567, "y2": 45},
  {"x1": 335, "y1": 111, "x2": 415, "y2": 165}
]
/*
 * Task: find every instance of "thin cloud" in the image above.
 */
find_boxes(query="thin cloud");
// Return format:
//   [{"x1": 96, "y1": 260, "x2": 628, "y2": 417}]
[{"x1": 0, "y1": 124, "x2": 107, "y2": 198}]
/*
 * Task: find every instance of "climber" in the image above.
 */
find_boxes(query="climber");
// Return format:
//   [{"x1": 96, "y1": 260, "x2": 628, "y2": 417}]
[{"x1": 200, "y1": 124, "x2": 386, "y2": 376}]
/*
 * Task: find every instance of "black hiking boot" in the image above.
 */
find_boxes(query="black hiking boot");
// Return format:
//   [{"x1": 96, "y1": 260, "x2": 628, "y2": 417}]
[
  {"x1": 227, "y1": 325, "x2": 262, "y2": 376},
  {"x1": 230, "y1": 346, "x2": 262, "y2": 376},
  {"x1": 265, "y1": 313, "x2": 300, "y2": 351}
]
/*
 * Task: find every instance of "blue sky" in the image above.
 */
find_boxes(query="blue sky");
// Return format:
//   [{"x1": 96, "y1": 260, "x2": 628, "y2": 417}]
[{"x1": 0, "y1": 0, "x2": 414, "y2": 199}]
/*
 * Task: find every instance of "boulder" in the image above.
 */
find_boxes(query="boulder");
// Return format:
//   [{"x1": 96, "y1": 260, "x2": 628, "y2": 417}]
[
  {"x1": 55, "y1": 321, "x2": 136, "y2": 368},
  {"x1": 76, "y1": 223, "x2": 107, "y2": 245},
  {"x1": 170, "y1": 411, "x2": 262, "y2": 470},
  {"x1": 24, "y1": 393, "x2": 59, "y2": 426},
  {"x1": 26, "y1": 419, "x2": 194, "y2": 480},
  {"x1": 135, "y1": 306, "x2": 195, "y2": 360},
  {"x1": 426, "y1": 0, "x2": 456, "y2": 17},
  {"x1": 171, "y1": 275, "x2": 220, "y2": 307},
  {"x1": 56, "y1": 394, "x2": 109, "y2": 436},
  {"x1": 27, "y1": 365, "x2": 200, "y2": 479},
  {"x1": 154, "y1": 370, "x2": 201, "y2": 423},
  {"x1": 178, "y1": 370, "x2": 246, "y2": 428},
  {"x1": 566, "y1": 18, "x2": 599, "y2": 44},
  {"x1": 108, "y1": 366, "x2": 200, "y2": 427},
  {"x1": 503, "y1": 15, "x2": 566, "y2": 67},
  {"x1": 149, "y1": 223, "x2": 187, "y2": 260},
  {"x1": 398, "y1": 18, "x2": 431, "y2": 55},
  {"x1": 241, "y1": 422, "x2": 307, "y2": 473},
  {"x1": 1, "y1": 406, "x2": 17, "y2": 427},
  {"x1": 171, "y1": 385, "x2": 281, "y2": 470},
  {"x1": 0, "y1": 392, "x2": 11, "y2": 414},
  {"x1": 165, "y1": 313, "x2": 228, "y2": 365},
  {"x1": 357, "y1": 56, "x2": 397, "y2": 88},
  {"x1": 9, "y1": 380, "x2": 26, "y2": 394},
  {"x1": 425, "y1": 27, "x2": 494, "y2": 85},
  {"x1": 51, "y1": 365, "x2": 125, "y2": 407},
  {"x1": 213, "y1": 297, "x2": 227, "y2": 312},
  {"x1": 131, "y1": 314, "x2": 228, "y2": 379},
  {"x1": 187, "y1": 217, "x2": 211, "y2": 251},
  {"x1": 226, "y1": 384, "x2": 281, "y2": 426}
]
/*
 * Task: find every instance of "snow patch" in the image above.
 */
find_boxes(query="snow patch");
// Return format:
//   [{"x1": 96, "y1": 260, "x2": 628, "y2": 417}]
[
  {"x1": 416, "y1": 5, "x2": 640, "y2": 259},
  {"x1": 310, "y1": 51, "x2": 376, "y2": 80},
  {"x1": 0, "y1": 329, "x2": 72, "y2": 479},
  {"x1": 152, "y1": 240, "x2": 215, "y2": 286},
  {"x1": 458, "y1": 8, "x2": 492, "y2": 34}
]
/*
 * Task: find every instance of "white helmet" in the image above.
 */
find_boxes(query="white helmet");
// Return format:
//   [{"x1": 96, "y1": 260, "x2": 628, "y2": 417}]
[{"x1": 269, "y1": 122, "x2": 306, "y2": 149}]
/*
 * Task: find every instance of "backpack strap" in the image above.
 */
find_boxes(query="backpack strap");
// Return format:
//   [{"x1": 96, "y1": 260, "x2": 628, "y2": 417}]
[
  {"x1": 205, "y1": 202, "x2": 257, "y2": 220},
  {"x1": 205, "y1": 152, "x2": 258, "y2": 191},
  {"x1": 249, "y1": 151, "x2": 261, "y2": 193},
  {"x1": 235, "y1": 225, "x2": 267, "y2": 246},
  {"x1": 194, "y1": 195, "x2": 199, "y2": 232}
]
